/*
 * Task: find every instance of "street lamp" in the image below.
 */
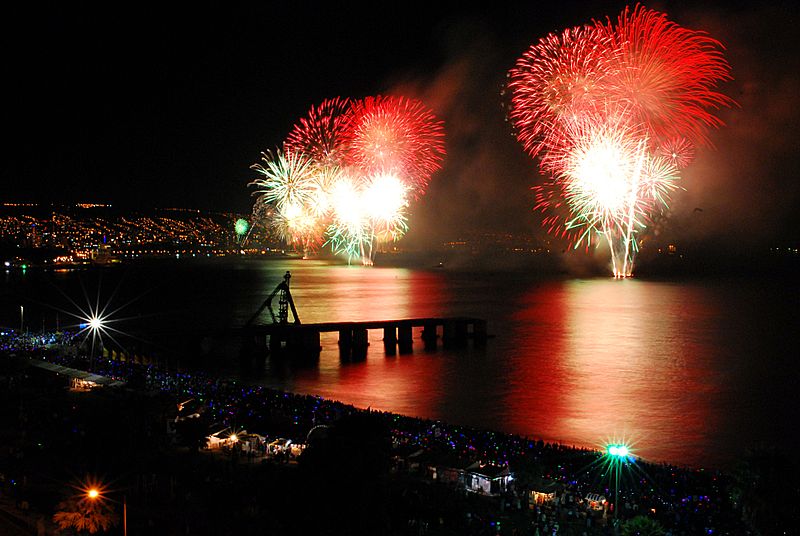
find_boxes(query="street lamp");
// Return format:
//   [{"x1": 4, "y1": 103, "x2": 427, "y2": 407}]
[
  {"x1": 84, "y1": 483, "x2": 126, "y2": 536},
  {"x1": 606, "y1": 443, "x2": 631, "y2": 520},
  {"x1": 80, "y1": 314, "x2": 106, "y2": 371}
]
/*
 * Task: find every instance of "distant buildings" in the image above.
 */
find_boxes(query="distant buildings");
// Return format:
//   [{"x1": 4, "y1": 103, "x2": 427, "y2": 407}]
[{"x1": 0, "y1": 203, "x2": 284, "y2": 264}]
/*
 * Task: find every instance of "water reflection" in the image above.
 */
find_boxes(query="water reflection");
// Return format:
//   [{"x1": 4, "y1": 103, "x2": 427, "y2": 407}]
[
  {"x1": 5, "y1": 259, "x2": 798, "y2": 467},
  {"x1": 287, "y1": 263, "x2": 450, "y2": 420}
]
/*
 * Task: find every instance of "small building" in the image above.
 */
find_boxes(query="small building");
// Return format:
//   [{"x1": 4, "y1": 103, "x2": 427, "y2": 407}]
[
  {"x1": 584, "y1": 493, "x2": 608, "y2": 511},
  {"x1": 465, "y1": 462, "x2": 511, "y2": 496},
  {"x1": 422, "y1": 451, "x2": 474, "y2": 486},
  {"x1": 267, "y1": 437, "x2": 292, "y2": 455},
  {"x1": 206, "y1": 428, "x2": 244, "y2": 450},
  {"x1": 530, "y1": 479, "x2": 561, "y2": 508}
]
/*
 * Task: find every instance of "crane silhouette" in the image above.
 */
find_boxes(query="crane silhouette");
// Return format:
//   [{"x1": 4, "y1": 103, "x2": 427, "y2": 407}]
[{"x1": 245, "y1": 271, "x2": 300, "y2": 326}]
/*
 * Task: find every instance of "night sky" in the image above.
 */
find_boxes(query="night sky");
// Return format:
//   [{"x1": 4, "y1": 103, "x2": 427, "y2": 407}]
[{"x1": 6, "y1": 1, "x2": 800, "y2": 251}]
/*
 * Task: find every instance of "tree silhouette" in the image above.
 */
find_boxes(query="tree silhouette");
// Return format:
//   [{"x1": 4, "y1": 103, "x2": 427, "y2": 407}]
[{"x1": 53, "y1": 497, "x2": 119, "y2": 534}]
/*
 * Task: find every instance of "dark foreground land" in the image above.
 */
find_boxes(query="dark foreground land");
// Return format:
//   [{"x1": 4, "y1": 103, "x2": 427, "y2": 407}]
[{"x1": 1, "y1": 334, "x2": 798, "y2": 535}]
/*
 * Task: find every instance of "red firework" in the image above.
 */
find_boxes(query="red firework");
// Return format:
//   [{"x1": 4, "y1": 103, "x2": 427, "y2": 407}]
[
  {"x1": 508, "y1": 4, "x2": 733, "y2": 267},
  {"x1": 508, "y1": 24, "x2": 616, "y2": 159},
  {"x1": 656, "y1": 137, "x2": 695, "y2": 169},
  {"x1": 341, "y1": 95, "x2": 446, "y2": 195},
  {"x1": 284, "y1": 97, "x2": 351, "y2": 167},
  {"x1": 595, "y1": 4, "x2": 734, "y2": 147}
]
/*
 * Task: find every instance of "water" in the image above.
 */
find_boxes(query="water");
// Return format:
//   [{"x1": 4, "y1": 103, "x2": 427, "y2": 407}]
[{"x1": 3, "y1": 257, "x2": 798, "y2": 468}]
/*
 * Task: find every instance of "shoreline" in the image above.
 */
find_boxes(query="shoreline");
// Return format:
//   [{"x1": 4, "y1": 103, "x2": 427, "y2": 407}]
[
  {"x1": 1, "y1": 329, "x2": 743, "y2": 471},
  {"x1": 0, "y1": 335, "x2": 780, "y2": 533}
]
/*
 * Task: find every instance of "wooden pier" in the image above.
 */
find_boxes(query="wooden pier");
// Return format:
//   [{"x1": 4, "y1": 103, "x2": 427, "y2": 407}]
[{"x1": 242, "y1": 317, "x2": 488, "y2": 361}]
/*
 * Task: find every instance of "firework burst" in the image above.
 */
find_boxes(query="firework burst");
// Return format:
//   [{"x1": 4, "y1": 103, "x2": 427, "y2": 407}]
[
  {"x1": 250, "y1": 150, "x2": 318, "y2": 212},
  {"x1": 284, "y1": 97, "x2": 351, "y2": 167},
  {"x1": 249, "y1": 94, "x2": 444, "y2": 265},
  {"x1": 325, "y1": 175, "x2": 374, "y2": 264},
  {"x1": 250, "y1": 150, "x2": 328, "y2": 251},
  {"x1": 508, "y1": 24, "x2": 617, "y2": 159},
  {"x1": 596, "y1": 4, "x2": 734, "y2": 147},
  {"x1": 509, "y1": 4, "x2": 732, "y2": 276},
  {"x1": 342, "y1": 95, "x2": 445, "y2": 196}
]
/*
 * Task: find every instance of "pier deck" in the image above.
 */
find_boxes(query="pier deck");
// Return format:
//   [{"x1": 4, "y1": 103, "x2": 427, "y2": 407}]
[{"x1": 241, "y1": 317, "x2": 488, "y2": 359}]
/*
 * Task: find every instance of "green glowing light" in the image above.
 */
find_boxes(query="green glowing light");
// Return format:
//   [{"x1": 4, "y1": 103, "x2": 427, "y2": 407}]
[
  {"x1": 607, "y1": 444, "x2": 630, "y2": 458},
  {"x1": 235, "y1": 218, "x2": 250, "y2": 236}
]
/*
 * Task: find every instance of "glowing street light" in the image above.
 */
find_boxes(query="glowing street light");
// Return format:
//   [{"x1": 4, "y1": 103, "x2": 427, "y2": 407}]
[
  {"x1": 82, "y1": 480, "x2": 126, "y2": 536},
  {"x1": 88, "y1": 316, "x2": 104, "y2": 330},
  {"x1": 79, "y1": 313, "x2": 108, "y2": 371}
]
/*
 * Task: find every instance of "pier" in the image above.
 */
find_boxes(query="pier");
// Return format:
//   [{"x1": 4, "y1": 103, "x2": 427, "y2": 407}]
[
  {"x1": 240, "y1": 272, "x2": 488, "y2": 361},
  {"x1": 242, "y1": 317, "x2": 488, "y2": 360}
]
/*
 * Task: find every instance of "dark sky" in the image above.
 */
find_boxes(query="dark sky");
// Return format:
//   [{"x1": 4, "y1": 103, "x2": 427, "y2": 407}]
[{"x1": 6, "y1": 1, "x2": 800, "y2": 250}]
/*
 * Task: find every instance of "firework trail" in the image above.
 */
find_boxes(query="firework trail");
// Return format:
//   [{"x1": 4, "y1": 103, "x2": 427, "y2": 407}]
[
  {"x1": 509, "y1": 4, "x2": 732, "y2": 276},
  {"x1": 325, "y1": 175, "x2": 374, "y2": 264},
  {"x1": 323, "y1": 172, "x2": 410, "y2": 265}
]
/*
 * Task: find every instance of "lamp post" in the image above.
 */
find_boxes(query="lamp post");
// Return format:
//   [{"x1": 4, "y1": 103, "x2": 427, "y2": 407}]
[
  {"x1": 82, "y1": 315, "x2": 105, "y2": 372},
  {"x1": 606, "y1": 444, "x2": 630, "y2": 520},
  {"x1": 20, "y1": 305, "x2": 24, "y2": 333},
  {"x1": 86, "y1": 485, "x2": 126, "y2": 536}
]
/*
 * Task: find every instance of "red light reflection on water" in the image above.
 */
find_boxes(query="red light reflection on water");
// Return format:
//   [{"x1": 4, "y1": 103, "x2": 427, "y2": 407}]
[
  {"x1": 290, "y1": 265, "x2": 449, "y2": 417},
  {"x1": 504, "y1": 279, "x2": 719, "y2": 464}
]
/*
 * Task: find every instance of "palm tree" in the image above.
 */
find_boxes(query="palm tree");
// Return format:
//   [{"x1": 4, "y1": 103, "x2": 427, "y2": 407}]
[{"x1": 53, "y1": 496, "x2": 118, "y2": 534}]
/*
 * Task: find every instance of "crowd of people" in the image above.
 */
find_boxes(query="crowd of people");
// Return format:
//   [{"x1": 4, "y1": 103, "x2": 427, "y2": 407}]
[{"x1": 3, "y1": 329, "x2": 754, "y2": 534}]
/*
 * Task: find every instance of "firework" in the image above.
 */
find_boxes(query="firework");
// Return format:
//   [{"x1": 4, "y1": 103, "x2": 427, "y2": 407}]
[
  {"x1": 249, "y1": 150, "x2": 328, "y2": 251},
  {"x1": 284, "y1": 97, "x2": 351, "y2": 167},
  {"x1": 341, "y1": 95, "x2": 446, "y2": 196},
  {"x1": 234, "y1": 218, "x2": 250, "y2": 237},
  {"x1": 324, "y1": 171, "x2": 410, "y2": 265},
  {"x1": 362, "y1": 172, "x2": 410, "y2": 243},
  {"x1": 596, "y1": 5, "x2": 734, "y2": 147},
  {"x1": 325, "y1": 175, "x2": 374, "y2": 264},
  {"x1": 272, "y1": 201, "x2": 328, "y2": 253},
  {"x1": 250, "y1": 150, "x2": 318, "y2": 212},
  {"x1": 250, "y1": 93, "x2": 444, "y2": 264},
  {"x1": 508, "y1": 24, "x2": 616, "y2": 159},
  {"x1": 558, "y1": 119, "x2": 680, "y2": 276},
  {"x1": 509, "y1": 5, "x2": 732, "y2": 276},
  {"x1": 533, "y1": 114, "x2": 679, "y2": 274},
  {"x1": 656, "y1": 137, "x2": 695, "y2": 169}
]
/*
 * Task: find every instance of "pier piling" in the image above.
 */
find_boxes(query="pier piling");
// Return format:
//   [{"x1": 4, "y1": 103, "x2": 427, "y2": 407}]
[{"x1": 242, "y1": 316, "x2": 488, "y2": 362}]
